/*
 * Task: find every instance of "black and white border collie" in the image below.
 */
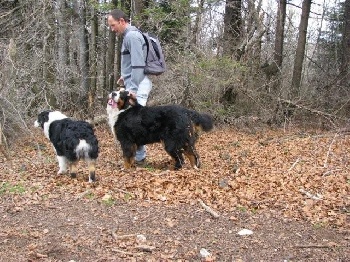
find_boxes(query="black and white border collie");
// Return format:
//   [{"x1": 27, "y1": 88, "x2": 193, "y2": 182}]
[
  {"x1": 34, "y1": 110, "x2": 99, "y2": 182},
  {"x1": 106, "y1": 89, "x2": 213, "y2": 170}
]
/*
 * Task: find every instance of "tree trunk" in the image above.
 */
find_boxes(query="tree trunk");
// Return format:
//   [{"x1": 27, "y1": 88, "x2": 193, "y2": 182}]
[
  {"x1": 42, "y1": 1, "x2": 57, "y2": 108},
  {"x1": 222, "y1": 0, "x2": 242, "y2": 59},
  {"x1": 181, "y1": 0, "x2": 195, "y2": 108},
  {"x1": 74, "y1": 0, "x2": 90, "y2": 115},
  {"x1": 118, "y1": 0, "x2": 130, "y2": 80},
  {"x1": 269, "y1": 0, "x2": 287, "y2": 124},
  {"x1": 133, "y1": 0, "x2": 144, "y2": 16},
  {"x1": 106, "y1": 0, "x2": 118, "y2": 92},
  {"x1": 101, "y1": 1, "x2": 107, "y2": 98},
  {"x1": 106, "y1": 32, "x2": 117, "y2": 92},
  {"x1": 265, "y1": 0, "x2": 287, "y2": 86},
  {"x1": 340, "y1": 0, "x2": 350, "y2": 86},
  {"x1": 89, "y1": 5, "x2": 98, "y2": 119},
  {"x1": 132, "y1": 0, "x2": 149, "y2": 28},
  {"x1": 239, "y1": 0, "x2": 264, "y2": 62},
  {"x1": 274, "y1": 0, "x2": 287, "y2": 69},
  {"x1": 55, "y1": 0, "x2": 68, "y2": 89},
  {"x1": 291, "y1": 0, "x2": 311, "y2": 98},
  {"x1": 191, "y1": 0, "x2": 205, "y2": 46},
  {"x1": 121, "y1": 0, "x2": 130, "y2": 17}
]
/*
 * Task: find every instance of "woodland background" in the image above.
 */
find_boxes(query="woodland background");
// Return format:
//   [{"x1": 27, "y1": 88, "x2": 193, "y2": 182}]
[
  {"x1": 0, "y1": 2, "x2": 349, "y2": 259},
  {"x1": 0, "y1": 0, "x2": 350, "y2": 148}
]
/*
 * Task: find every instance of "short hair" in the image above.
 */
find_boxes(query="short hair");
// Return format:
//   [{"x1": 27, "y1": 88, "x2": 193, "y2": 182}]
[{"x1": 108, "y1": 9, "x2": 130, "y2": 23}]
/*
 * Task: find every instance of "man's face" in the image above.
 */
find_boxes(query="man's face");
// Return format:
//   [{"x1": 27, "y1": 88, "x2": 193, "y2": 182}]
[{"x1": 107, "y1": 16, "x2": 124, "y2": 35}]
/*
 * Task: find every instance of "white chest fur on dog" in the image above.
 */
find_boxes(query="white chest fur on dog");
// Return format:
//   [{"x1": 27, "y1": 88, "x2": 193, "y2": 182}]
[{"x1": 107, "y1": 91, "x2": 126, "y2": 140}]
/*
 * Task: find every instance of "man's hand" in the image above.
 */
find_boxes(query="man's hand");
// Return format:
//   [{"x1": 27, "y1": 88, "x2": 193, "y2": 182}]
[{"x1": 117, "y1": 77, "x2": 124, "y2": 87}]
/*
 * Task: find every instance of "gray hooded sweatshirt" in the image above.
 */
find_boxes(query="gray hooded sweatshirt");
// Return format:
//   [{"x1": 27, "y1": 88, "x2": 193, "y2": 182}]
[{"x1": 121, "y1": 25, "x2": 147, "y2": 94}]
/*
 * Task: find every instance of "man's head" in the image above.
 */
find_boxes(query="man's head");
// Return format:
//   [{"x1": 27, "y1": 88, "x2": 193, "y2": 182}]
[{"x1": 107, "y1": 9, "x2": 129, "y2": 35}]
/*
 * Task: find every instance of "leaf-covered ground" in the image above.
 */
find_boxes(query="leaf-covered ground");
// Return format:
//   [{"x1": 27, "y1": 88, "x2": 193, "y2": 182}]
[{"x1": 0, "y1": 124, "x2": 349, "y2": 261}]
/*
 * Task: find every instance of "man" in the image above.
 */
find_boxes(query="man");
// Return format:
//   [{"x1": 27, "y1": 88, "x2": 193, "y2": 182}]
[{"x1": 107, "y1": 9, "x2": 152, "y2": 164}]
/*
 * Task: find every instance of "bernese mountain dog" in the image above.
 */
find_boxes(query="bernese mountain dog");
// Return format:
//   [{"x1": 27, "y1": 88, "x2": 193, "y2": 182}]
[
  {"x1": 34, "y1": 110, "x2": 99, "y2": 182},
  {"x1": 107, "y1": 89, "x2": 213, "y2": 170}
]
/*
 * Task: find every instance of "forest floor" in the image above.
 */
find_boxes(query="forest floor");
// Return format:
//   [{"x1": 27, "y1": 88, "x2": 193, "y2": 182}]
[{"x1": 0, "y1": 124, "x2": 349, "y2": 261}]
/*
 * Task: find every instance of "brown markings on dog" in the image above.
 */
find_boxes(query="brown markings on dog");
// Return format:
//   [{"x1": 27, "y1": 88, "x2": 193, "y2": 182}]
[
  {"x1": 169, "y1": 157, "x2": 176, "y2": 171},
  {"x1": 123, "y1": 157, "x2": 133, "y2": 169},
  {"x1": 184, "y1": 151, "x2": 197, "y2": 168},
  {"x1": 69, "y1": 162, "x2": 78, "y2": 178},
  {"x1": 123, "y1": 144, "x2": 137, "y2": 169},
  {"x1": 88, "y1": 160, "x2": 96, "y2": 181},
  {"x1": 116, "y1": 97, "x2": 125, "y2": 110}
]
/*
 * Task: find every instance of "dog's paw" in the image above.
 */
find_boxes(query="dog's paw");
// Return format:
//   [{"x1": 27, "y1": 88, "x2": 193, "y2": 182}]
[
  {"x1": 57, "y1": 169, "x2": 67, "y2": 175},
  {"x1": 88, "y1": 172, "x2": 96, "y2": 183}
]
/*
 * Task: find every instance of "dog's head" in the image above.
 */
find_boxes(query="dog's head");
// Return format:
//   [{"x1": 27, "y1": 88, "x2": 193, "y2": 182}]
[
  {"x1": 107, "y1": 88, "x2": 137, "y2": 111},
  {"x1": 34, "y1": 110, "x2": 68, "y2": 138},
  {"x1": 34, "y1": 110, "x2": 52, "y2": 129},
  {"x1": 34, "y1": 110, "x2": 68, "y2": 129}
]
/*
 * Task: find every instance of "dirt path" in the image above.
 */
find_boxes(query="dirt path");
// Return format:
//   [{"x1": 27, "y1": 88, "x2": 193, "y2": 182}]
[{"x1": 1, "y1": 197, "x2": 349, "y2": 261}]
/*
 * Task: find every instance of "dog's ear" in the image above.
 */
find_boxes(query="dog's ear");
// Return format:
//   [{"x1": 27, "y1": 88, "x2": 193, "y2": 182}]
[
  {"x1": 127, "y1": 92, "x2": 138, "y2": 106},
  {"x1": 119, "y1": 89, "x2": 129, "y2": 101}
]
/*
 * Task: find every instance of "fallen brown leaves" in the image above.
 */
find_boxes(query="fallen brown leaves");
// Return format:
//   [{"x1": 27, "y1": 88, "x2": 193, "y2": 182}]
[{"x1": 1, "y1": 125, "x2": 349, "y2": 230}]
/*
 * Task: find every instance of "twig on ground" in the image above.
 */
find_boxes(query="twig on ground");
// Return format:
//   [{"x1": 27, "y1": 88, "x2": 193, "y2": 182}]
[
  {"x1": 322, "y1": 169, "x2": 342, "y2": 176},
  {"x1": 111, "y1": 229, "x2": 138, "y2": 240},
  {"x1": 299, "y1": 188, "x2": 323, "y2": 200},
  {"x1": 35, "y1": 253, "x2": 48, "y2": 258},
  {"x1": 113, "y1": 188, "x2": 134, "y2": 195},
  {"x1": 198, "y1": 199, "x2": 220, "y2": 218},
  {"x1": 0, "y1": 125, "x2": 11, "y2": 162},
  {"x1": 279, "y1": 98, "x2": 343, "y2": 124},
  {"x1": 324, "y1": 133, "x2": 338, "y2": 168},
  {"x1": 136, "y1": 245, "x2": 156, "y2": 252},
  {"x1": 337, "y1": 127, "x2": 350, "y2": 134},
  {"x1": 294, "y1": 245, "x2": 341, "y2": 249},
  {"x1": 288, "y1": 157, "x2": 300, "y2": 171},
  {"x1": 75, "y1": 190, "x2": 92, "y2": 200},
  {"x1": 111, "y1": 248, "x2": 143, "y2": 256}
]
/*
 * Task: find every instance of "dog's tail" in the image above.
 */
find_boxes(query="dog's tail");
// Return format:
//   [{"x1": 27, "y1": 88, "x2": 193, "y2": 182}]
[
  {"x1": 187, "y1": 110, "x2": 213, "y2": 133},
  {"x1": 75, "y1": 136, "x2": 99, "y2": 160}
]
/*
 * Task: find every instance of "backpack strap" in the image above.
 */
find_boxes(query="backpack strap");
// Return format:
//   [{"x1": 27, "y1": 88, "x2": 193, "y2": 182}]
[{"x1": 125, "y1": 27, "x2": 147, "y2": 47}]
